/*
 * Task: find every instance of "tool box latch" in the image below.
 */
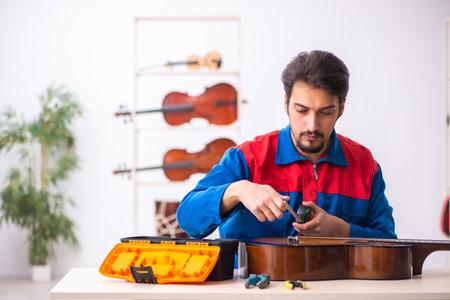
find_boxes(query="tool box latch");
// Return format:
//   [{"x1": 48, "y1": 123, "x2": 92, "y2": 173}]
[{"x1": 130, "y1": 265, "x2": 158, "y2": 284}]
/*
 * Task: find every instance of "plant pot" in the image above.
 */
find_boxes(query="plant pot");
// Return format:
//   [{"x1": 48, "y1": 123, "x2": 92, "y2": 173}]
[{"x1": 30, "y1": 264, "x2": 51, "y2": 282}]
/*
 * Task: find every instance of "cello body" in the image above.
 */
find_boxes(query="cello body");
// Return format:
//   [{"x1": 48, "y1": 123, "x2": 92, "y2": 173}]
[
  {"x1": 246, "y1": 236, "x2": 450, "y2": 280},
  {"x1": 113, "y1": 138, "x2": 236, "y2": 181},
  {"x1": 162, "y1": 83, "x2": 237, "y2": 126},
  {"x1": 162, "y1": 138, "x2": 236, "y2": 181},
  {"x1": 114, "y1": 82, "x2": 238, "y2": 126}
]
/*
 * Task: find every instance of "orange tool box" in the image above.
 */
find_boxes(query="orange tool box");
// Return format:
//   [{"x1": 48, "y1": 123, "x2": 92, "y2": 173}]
[{"x1": 99, "y1": 236, "x2": 239, "y2": 284}]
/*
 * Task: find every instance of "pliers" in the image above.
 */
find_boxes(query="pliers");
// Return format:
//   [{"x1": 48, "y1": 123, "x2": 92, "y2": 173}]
[
  {"x1": 284, "y1": 280, "x2": 306, "y2": 290},
  {"x1": 245, "y1": 274, "x2": 271, "y2": 289}
]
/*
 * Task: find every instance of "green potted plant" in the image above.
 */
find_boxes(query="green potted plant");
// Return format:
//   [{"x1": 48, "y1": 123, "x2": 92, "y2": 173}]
[{"x1": 0, "y1": 84, "x2": 83, "y2": 281}]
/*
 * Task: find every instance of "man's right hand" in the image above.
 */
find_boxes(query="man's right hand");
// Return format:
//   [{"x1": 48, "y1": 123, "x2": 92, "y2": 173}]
[{"x1": 220, "y1": 180, "x2": 289, "y2": 222}]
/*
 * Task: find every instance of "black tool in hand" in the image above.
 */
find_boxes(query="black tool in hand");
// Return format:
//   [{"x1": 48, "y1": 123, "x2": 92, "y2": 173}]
[
  {"x1": 285, "y1": 204, "x2": 311, "y2": 223},
  {"x1": 296, "y1": 205, "x2": 312, "y2": 224}
]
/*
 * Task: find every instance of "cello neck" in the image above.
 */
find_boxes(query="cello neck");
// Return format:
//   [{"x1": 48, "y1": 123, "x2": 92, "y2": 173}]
[
  {"x1": 115, "y1": 104, "x2": 194, "y2": 117},
  {"x1": 136, "y1": 104, "x2": 194, "y2": 115},
  {"x1": 154, "y1": 99, "x2": 236, "y2": 112},
  {"x1": 116, "y1": 99, "x2": 237, "y2": 117},
  {"x1": 113, "y1": 160, "x2": 194, "y2": 175},
  {"x1": 137, "y1": 160, "x2": 195, "y2": 172}
]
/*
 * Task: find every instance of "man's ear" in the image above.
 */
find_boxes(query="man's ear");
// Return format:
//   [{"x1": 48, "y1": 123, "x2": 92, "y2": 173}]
[
  {"x1": 284, "y1": 94, "x2": 288, "y2": 115},
  {"x1": 338, "y1": 100, "x2": 345, "y2": 118}
]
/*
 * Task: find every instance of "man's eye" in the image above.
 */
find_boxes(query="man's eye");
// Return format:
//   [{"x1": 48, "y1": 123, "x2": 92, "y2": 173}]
[
  {"x1": 320, "y1": 111, "x2": 333, "y2": 116},
  {"x1": 296, "y1": 110, "x2": 307, "y2": 114}
]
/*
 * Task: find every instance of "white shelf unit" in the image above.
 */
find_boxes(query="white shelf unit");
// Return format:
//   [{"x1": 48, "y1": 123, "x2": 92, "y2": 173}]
[{"x1": 131, "y1": 16, "x2": 242, "y2": 234}]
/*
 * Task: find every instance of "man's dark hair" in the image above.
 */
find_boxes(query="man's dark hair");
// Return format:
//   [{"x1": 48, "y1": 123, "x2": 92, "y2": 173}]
[{"x1": 281, "y1": 50, "x2": 350, "y2": 104}]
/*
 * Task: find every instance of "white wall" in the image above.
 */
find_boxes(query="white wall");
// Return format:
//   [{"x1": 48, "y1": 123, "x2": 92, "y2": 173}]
[{"x1": 0, "y1": 0, "x2": 449, "y2": 277}]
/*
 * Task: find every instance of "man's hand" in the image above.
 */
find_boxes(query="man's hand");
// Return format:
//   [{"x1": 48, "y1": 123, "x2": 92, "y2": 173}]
[
  {"x1": 292, "y1": 201, "x2": 350, "y2": 237},
  {"x1": 221, "y1": 180, "x2": 289, "y2": 222}
]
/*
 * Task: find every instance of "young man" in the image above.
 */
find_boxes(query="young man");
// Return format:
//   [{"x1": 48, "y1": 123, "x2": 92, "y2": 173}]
[{"x1": 177, "y1": 50, "x2": 397, "y2": 243}]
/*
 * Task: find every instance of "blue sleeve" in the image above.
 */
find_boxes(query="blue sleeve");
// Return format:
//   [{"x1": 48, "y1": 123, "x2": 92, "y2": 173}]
[
  {"x1": 349, "y1": 166, "x2": 397, "y2": 239},
  {"x1": 176, "y1": 148, "x2": 250, "y2": 238}
]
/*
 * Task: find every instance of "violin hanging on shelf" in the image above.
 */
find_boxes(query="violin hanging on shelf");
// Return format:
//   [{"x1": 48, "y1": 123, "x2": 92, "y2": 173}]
[
  {"x1": 139, "y1": 51, "x2": 222, "y2": 72},
  {"x1": 115, "y1": 82, "x2": 238, "y2": 126},
  {"x1": 113, "y1": 138, "x2": 236, "y2": 181}
]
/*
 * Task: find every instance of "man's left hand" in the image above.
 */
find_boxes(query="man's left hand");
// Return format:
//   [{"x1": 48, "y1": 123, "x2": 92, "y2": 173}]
[{"x1": 292, "y1": 201, "x2": 350, "y2": 237}]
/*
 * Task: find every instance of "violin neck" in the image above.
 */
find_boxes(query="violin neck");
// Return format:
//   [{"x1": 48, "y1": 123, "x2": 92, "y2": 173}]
[
  {"x1": 165, "y1": 59, "x2": 220, "y2": 67},
  {"x1": 165, "y1": 60, "x2": 199, "y2": 67}
]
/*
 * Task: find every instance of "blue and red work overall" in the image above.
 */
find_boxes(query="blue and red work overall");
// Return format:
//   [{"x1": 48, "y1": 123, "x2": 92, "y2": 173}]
[{"x1": 177, "y1": 125, "x2": 397, "y2": 243}]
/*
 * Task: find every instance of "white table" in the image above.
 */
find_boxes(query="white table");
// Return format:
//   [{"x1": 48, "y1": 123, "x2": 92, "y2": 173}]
[{"x1": 50, "y1": 268, "x2": 450, "y2": 300}]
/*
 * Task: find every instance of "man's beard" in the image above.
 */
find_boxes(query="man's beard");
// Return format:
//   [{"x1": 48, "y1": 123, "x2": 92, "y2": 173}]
[{"x1": 294, "y1": 130, "x2": 325, "y2": 154}]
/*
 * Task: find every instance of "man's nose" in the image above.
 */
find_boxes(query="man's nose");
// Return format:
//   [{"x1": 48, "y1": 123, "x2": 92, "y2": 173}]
[{"x1": 306, "y1": 113, "x2": 320, "y2": 132}]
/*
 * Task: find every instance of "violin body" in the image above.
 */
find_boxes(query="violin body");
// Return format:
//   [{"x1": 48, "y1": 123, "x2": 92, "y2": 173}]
[
  {"x1": 183, "y1": 51, "x2": 222, "y2": 70},
  {"x1": 162, "y1": 83, "x2": 237, "y2": 126},
  {"x1": 246, "y1": 236, "x2": 450, "y2": 280},
  {"x1": 162, "y1": 138, "x2": 236, "y2": 181}
]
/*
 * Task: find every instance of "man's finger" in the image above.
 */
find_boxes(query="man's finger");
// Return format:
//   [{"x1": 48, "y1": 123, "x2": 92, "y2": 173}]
[
  {"x1": 260, "y1": 206, "x2": 276, "y2": 222},
  {"x1": 268, "y1": 201, "x2": 284, "y2": 219},
  {"x1": 252, "y1": 210, "x2": 267, "y2": 223}
]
